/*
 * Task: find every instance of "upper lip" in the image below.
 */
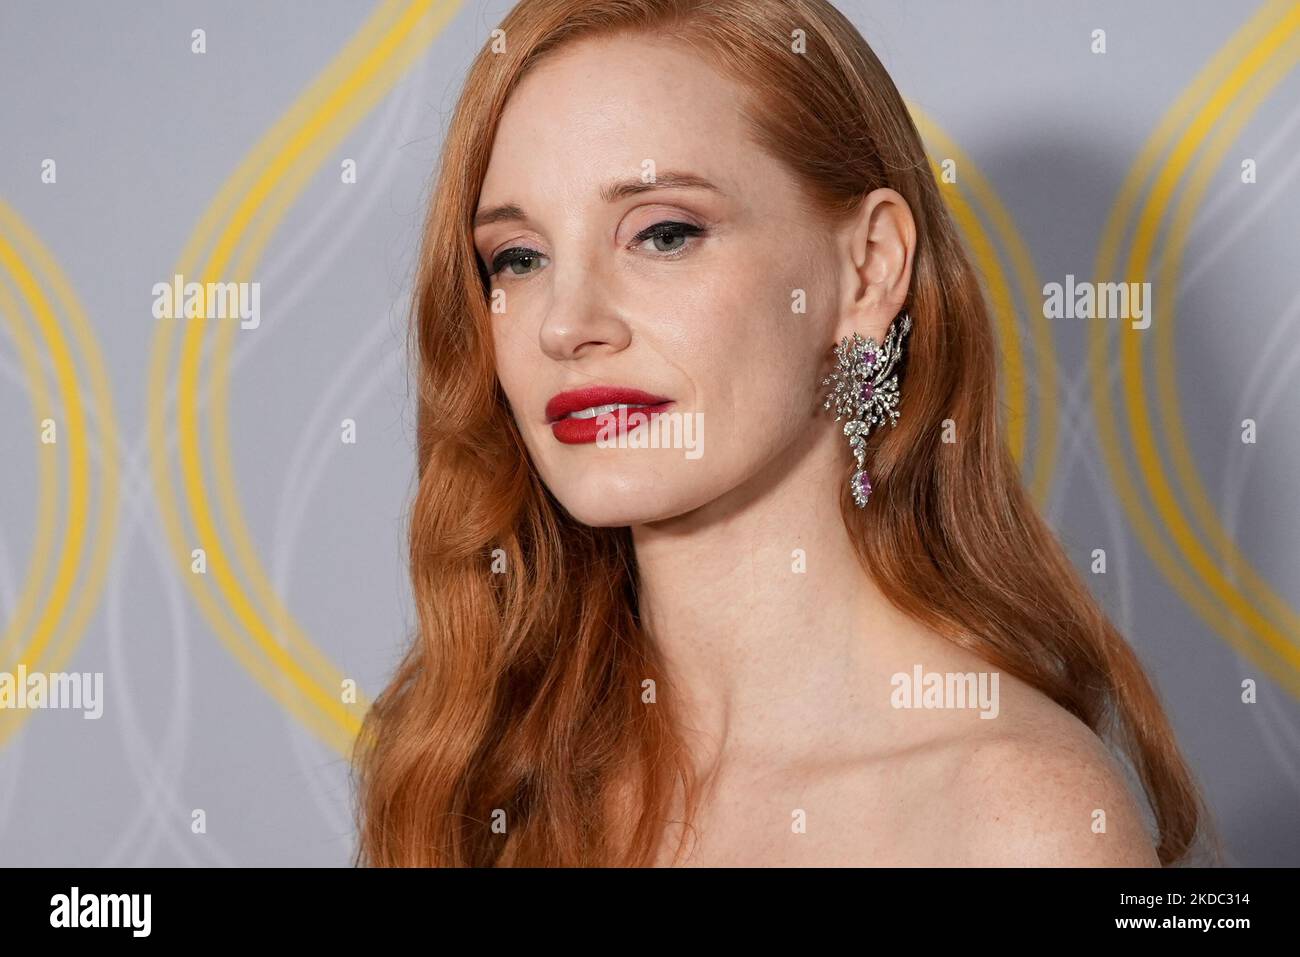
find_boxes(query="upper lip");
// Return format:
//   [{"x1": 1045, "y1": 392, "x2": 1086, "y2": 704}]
[{"x1": 545, "y1": 385, "x2": 673, "y2": 423}]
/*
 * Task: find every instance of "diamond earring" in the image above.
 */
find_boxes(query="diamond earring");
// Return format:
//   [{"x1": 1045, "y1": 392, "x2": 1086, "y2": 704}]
[{"x1": 820, "y1": 310, "x2": 913, "y2": 507}]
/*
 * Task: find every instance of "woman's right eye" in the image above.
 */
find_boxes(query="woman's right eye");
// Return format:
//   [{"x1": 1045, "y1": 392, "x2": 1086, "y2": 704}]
[{"x1": 490, "y1": 247, "x2": 549, "y2": 278}]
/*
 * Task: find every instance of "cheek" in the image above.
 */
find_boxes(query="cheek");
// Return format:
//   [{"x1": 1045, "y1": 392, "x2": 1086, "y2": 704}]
[
  {"x1": 489, "y1": 319, "x2": 540, "y2": 436},
  {"x1": 661, "y1": 262, "x2": 827, "y2": 466},
  {"x1": 490, "y1": 308, "x2": 535, "y2": 388}
]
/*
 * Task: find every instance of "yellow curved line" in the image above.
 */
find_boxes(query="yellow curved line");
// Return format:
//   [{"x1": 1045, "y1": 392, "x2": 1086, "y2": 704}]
[
  {"x1": 152, "y1": 0, "x2": 418, "y2": 696},
  {"x1": 1123, "y1": 28, "x2": 1300, "y2": 658},
  {"x1": 148, "y1": 0, "x2": 459, "y2": 755},
  {"x1": 0, "y1": 273, "x2": 58, "y2": 667},
  {"x1": 146, "y1": 1, "x2": 431, "y2": 764},
  {"x1": 0, "y1": 205, "x2": 123, "y2": 680},
  {"x1": 1153, "y1": 43, "x2": 1300, "y2": 644},
  {"x1": 176, "y1": 0, "x2": 455, "y2": 739},
  {"x1": 145, "y1": 0, "x2": 423, "y2": 754},
  {"x1": 1091, "y1": 0, "x2": 1300, "y2": 695},
  {"x1": 0, "y1": 230, "x2": 89, "y2": 668},
  {"x1": 910, "y1": 106, "x2": 1057, "y2": 505},
  {"x1": 172, "y1": 0, "x2": 414, "y2": 279},
  {"x1": 204, "y1": 0, "x2": 456, "y2": 725},
  {"x1": 0, "y1": 202, "x2": 121, "y2": 746}
]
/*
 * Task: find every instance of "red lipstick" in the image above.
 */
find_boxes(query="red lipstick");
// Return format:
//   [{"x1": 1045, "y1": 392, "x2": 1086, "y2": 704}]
[{"x1": 546, "y1": 386, "x2": 674, "y2": 445}]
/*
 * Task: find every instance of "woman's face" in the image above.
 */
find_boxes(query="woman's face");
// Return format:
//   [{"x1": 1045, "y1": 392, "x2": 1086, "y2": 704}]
[{"x1": 473, "y1": 34, "x2": 879, "y2": 527}]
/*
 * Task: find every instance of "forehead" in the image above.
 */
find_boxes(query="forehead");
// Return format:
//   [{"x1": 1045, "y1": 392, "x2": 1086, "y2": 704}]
[{"x1": 480, "y1": 34, "x2": 759, "y2": 203}]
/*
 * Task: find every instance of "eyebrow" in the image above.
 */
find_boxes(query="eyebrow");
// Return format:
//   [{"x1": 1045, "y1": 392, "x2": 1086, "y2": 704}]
[{"x1": 472, "y1": 171, "x2": 723, "y2": 229}]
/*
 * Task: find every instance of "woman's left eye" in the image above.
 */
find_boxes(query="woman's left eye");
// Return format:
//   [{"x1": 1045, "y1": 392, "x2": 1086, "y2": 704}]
[{"x1": 630, "y1": 221, "x2": 706, "y2": 256}]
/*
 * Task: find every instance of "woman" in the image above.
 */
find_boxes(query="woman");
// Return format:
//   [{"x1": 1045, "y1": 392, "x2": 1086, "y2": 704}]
[{"x1": 353, "y1": 0, "x2": 1216, "y2": 867}]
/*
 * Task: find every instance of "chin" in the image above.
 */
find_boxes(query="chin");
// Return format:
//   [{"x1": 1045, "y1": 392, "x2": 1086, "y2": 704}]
[{"x1": 545, "y1": 467, "x2": 711, "y2": 528}]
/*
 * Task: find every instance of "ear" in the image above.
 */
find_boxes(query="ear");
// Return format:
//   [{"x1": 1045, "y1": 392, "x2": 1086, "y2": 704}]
[{"x1": 833, "y1": 187, "x2": 916, "y2": 345}]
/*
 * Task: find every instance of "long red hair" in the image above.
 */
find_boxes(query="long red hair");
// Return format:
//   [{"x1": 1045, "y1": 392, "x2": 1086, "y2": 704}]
[{"x1": 352, "y1": 0, "x2": 1215, "y2": 866}]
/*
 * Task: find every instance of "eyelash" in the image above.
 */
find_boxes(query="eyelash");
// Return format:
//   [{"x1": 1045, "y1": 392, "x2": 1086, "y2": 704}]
[{"x1": 486, "y1": 221, "x2": 707, "y2": 279}]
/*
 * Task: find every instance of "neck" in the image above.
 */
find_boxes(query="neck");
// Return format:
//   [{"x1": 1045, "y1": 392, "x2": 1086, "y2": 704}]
[{"x1": 630, "y1": 433, "x2": 923, "y2": 780}]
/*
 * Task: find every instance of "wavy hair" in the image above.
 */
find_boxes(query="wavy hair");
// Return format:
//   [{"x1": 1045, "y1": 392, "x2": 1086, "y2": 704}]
[{"x1": 352, "y1": 0, "x2": 1216, "y2": 866}]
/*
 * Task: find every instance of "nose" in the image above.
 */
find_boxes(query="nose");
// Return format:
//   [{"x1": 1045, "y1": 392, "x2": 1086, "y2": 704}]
[{"x1": 538, "y1": 249, "x2": 631, "y2": 361}]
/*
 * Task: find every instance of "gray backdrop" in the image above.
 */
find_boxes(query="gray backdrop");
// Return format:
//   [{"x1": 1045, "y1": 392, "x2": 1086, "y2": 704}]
[{"x1": 0, "y1": 0, "x2": 1297, "y2": 865}]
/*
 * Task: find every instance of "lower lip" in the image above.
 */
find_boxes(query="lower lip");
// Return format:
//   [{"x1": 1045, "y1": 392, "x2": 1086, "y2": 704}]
[{"x1": 550, "y1": 402, "x2": 675, "y2": 444}]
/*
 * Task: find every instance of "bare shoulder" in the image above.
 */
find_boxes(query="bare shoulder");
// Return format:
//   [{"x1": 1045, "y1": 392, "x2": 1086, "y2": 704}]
[{"x1": 941, "y1": 690, "x2": 1161, "y2": 867}]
